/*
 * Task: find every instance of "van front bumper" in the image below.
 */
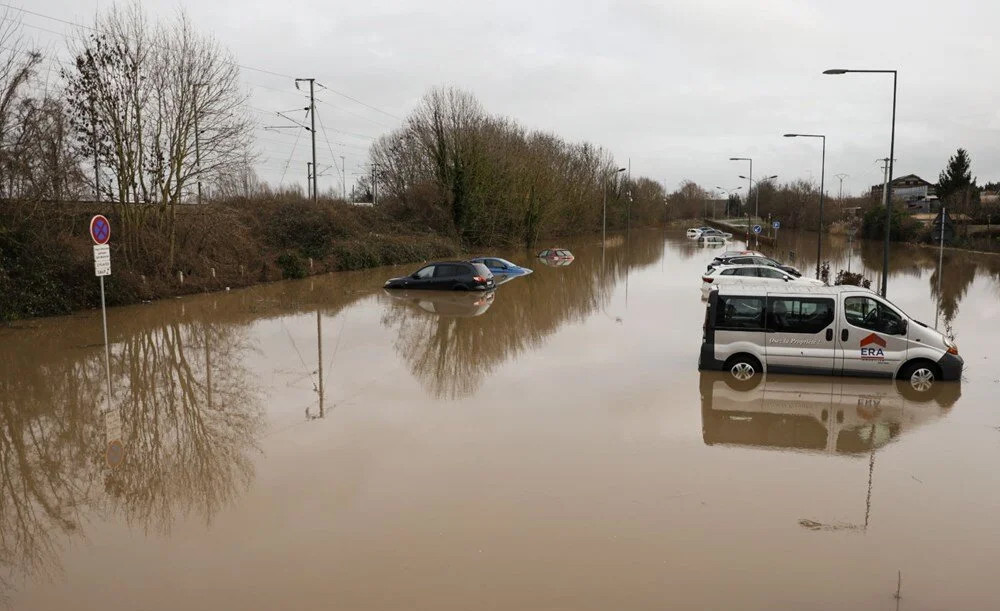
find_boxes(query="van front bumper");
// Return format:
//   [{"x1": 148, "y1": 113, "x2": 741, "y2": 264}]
[{"x1": 937, "y1": 353, "x2": 964, "y2": 381}]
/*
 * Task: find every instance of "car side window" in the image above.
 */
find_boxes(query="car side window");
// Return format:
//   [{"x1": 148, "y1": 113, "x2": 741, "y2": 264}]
[
  {"x1": 758, "y1": 268, "x2": 786, "y2": 280},
  {"x1": 767, "y1": 297, "x2": 835, "y2": 333},
  {"x1": 734, "y1": 268, "x2": 758, "y2": 277},
  {"x1": 434, "y1": 264, "x2": 458, "y2": 278},
  {"x1": 721, "y1": 269, "x2": 737, "y2": 276},
  {"x1": 487, "y1": 259, "x2": 505, "y2": 268},
  {"x1": 715, "y1": 296, "x2": 765, "y2": 330},
  {"x1": 415, "y1": 266, "x2": 435, "y2": 279},
  {"x1": 844, "y1": 296, "x2": 905, "y2": 335}
]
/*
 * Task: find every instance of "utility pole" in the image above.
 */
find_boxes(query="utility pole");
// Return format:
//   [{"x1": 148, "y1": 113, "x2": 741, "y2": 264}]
[
  {"x1": 194, "y1": 83, "x2": 207, "y2": 205},
  {"x1": 340, "y1": 155, "x2": 346, "y2": 200},
  {"x1": 295, "y1": 78, "x2": 317, "y2": 203},
  {"x1": 307, "y1": 162, "x2": 313, "y2": 199},
  {"x1": 371, "y1": 163, "x2": 378, "y2": 205}
]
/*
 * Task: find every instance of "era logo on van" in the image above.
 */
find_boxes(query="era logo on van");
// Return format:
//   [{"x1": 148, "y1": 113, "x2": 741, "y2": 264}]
[{"x1": 859, "y1": 333, "x2": 887, "y2": 360}]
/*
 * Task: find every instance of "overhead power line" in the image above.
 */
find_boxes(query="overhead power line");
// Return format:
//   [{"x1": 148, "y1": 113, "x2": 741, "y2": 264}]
[{"x1": 0, "y1": 3, "x2": 403, "y2": 122}]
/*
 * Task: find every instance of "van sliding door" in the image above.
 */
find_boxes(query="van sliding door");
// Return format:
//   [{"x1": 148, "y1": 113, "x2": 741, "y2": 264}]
[{"x1": 764, "y1": 296, "x2": 837, "y2": 375}]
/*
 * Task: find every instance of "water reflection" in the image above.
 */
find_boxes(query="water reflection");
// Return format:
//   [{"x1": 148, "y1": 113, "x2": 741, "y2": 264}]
[
  {"x1": 383, "y1": 289, "x2": 495, "y2": 317},
  {"x1": 699, "y1": 372, "x2": 958, "y2": 454},
  {"x1": 0, "y1": 303, "x2": 262, "y2": 598},
  {"x1": 381, "y1": 235, "x2": 665, "y2": 399}
]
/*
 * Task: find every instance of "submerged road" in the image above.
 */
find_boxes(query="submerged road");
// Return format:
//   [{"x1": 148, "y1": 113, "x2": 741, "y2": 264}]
[{"x1": 2, "y1": 229, "x2": 999, "y2": 610}]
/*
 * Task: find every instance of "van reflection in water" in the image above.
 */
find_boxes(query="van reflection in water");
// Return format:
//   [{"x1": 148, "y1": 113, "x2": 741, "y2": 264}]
[{"x1": 699, "y1": 372, "x2": 959, "y2": 454}]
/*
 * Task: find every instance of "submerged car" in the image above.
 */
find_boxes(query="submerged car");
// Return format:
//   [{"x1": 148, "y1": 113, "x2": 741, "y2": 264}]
[
  {"x1": 467, "y1": 257, "x2": 533, "y2": 276},
  {"x1": 537, "y1": 248, "x2": 574, "y2": 261},
  {"x1": 686, "y1": 226, "x2": 715, "y2": 238},
  {"x1": 698, "y1": 228, "x2": 733, "y2": 240},
  {"x1": 384, "y1": 261, "x2": 495, "y2": 291},
  {"x1": 708, "y1": 254, "x2": 801, "y2": 277}
]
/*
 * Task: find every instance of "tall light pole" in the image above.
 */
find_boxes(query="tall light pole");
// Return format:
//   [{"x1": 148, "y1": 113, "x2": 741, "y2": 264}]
[
  {"x1": 784, "y1": 133, "x2": 826, "y2": 279},
  {"x1": 739, "y1": 174, "x2": 777, "y2": 246},
  {"x1": 824, "y1": 68, "x2": 897, "y2": 296},
  {"x1": 730, "y1": 157, "x2": 753, "y2": 216},
  {"x1": 603, "y1": 167, "x2": 626, "y2": 247},
  {"x1": 715, "y1": 186, "x2": 743, "y2": 218}
]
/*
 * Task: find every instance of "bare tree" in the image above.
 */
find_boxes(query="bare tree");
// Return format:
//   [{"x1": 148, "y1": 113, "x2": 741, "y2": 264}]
[{"x1": 64, "y1": 3, "x2": 254, "y2": 268}]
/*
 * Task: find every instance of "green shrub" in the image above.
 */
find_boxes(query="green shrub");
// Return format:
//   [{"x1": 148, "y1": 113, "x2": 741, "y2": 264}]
[{"x1": 276, "y1": 252, "x2": 307, "y2": 279}]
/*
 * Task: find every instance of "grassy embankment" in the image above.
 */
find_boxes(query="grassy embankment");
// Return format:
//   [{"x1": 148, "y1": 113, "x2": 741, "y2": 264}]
[{"x1": 0, "y1": 199, "x2": 459, "y2": 322}]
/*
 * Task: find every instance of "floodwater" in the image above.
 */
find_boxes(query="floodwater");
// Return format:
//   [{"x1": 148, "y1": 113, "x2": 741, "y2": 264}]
[{"x1": 2, "y1": 229, "x2": 999, "y2": 610}]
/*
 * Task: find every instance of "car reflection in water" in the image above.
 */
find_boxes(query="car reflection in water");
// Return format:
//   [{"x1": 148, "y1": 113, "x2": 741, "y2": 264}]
[
  {"x1": 699, "y1": 372, "x2": 959, "y2": 455},
  {"x1": 382, "y1": 289, "x2": 495, "y2": 317}
]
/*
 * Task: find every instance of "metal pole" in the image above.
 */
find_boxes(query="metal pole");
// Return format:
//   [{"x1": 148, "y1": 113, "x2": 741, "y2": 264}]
[
  {"x1": 194, "y1": 84, "x2": 203, "y2": 205},
  {"x1": 309, "y1": 79, "x2": 317, "y2": 203},
  {"x1": 340, "y1": 155, "x2": 346, "y2": 199},
  {"x1": 317, "y1": 310, "x2": 324, "y2": 418},
  {"x1": 935, "y1": 207, "x2": 945, "y2": 329},
  {"x1": 306, "y1": 162, "x2": 312, "y2": 199},
  {"x1": 882, "y1": 72, "x2": 897, "y2": 297},
  {"x1": 816, "y1": 136, "x2": 826, "y2": 279},
  {"x1": 92, "y1": 103, "x2": 100, "y2": 203},
  {"x1": 602, "y1": 174, "x2": 607, "y2": 248},
  {"x1": 100, "y1": 276, "x2": 112, "y2": 412}
]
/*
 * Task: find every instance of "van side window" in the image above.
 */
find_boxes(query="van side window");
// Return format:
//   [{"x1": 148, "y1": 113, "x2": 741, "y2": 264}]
[
  {"x1": 715, "y1": 296, "x2": 764, "y2": 330},
  {"x1": 767, "y1": 297, "x2": 835, "y2": 333},
  {"x1": 844, "y1": 296, "x2": 905, "y2": 335}
]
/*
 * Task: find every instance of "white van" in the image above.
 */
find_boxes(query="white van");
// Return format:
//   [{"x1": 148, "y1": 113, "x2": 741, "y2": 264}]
[{"x1": 698, "y1": 284, "x2": 963, "y2": 386}]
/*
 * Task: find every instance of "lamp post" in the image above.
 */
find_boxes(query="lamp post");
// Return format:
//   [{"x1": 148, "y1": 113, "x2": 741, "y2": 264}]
[
  {"x1": 715, "y1": 186, "x2": 743, "y2": 218},
  {"x1": 603, "y1": 167, "x2": 626, "y2": 248},
  {"x1": 784, "y1": 133, "x2": 826, "y2": 279},
  {"x1": 739, "y1": 174, "x2": 777, "y2": 247},
  {"x1": 824, "y1": 68, "x2": 897, "y2": 296}
]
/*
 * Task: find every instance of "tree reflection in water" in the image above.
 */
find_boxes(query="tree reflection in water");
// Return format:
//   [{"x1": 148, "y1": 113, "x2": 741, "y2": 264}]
[
  {"x1": 0, "y1": 304, "x2": 262, "y2": 599},
  {"x1": 380, "y1": 232, "x2": 664, "y2": 399}
]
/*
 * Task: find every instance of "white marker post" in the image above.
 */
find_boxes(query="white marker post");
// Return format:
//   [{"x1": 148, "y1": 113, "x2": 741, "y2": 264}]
[{"x1": 90, "y1": 215, "x2": 113, "y2": 413}]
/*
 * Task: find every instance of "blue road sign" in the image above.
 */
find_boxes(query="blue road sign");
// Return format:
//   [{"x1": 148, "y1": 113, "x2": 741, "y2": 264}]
[
  {"x1": 773, "y1": 221, "x2": 780, "y2": 229},
  {"x1": 752, "y1": 224, "x2": 762, "y2": 234}
]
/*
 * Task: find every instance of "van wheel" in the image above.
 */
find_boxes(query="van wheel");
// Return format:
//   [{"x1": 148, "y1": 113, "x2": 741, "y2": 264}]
[
  {"x1": 898, "y1": 360, "x2": 940, "y2": 397},
  {"x1": 724, "y1": 354, "x2": 762, "y2": 390}
]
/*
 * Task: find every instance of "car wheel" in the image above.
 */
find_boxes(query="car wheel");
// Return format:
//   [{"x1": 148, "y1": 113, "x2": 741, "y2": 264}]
[
  {"x1": 897, "y1": 361, "x2": 940, "y2": 399},
  {"x1": 724, "y1": 354, "x2": 763, "y2": 390}
]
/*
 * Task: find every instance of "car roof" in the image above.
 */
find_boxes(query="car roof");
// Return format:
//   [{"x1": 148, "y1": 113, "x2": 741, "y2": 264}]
[
  {"x1": 714, "y1": 283, "x2": 876, "y2": 296},
  {"x1": 426, "y1": 260, "x2": 474, "y2": 266}
]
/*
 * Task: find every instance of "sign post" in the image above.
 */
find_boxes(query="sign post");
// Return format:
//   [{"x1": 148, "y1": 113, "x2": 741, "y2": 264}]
[
  {"x1": 772, "y1": 220, "x2": 780, "y2": 248},
  {"x1": 90, "y1": 215, "x2": 113, "y2": 415}
]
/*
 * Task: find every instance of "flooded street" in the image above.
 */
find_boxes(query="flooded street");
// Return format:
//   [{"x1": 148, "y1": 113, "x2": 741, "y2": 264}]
[{"x1": 3, "y1": 229, "x2": 1000, "y2": 610}]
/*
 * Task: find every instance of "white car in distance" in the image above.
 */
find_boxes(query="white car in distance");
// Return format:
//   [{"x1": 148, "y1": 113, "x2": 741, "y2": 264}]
[{"x1": 701, "y1": 264, "x2": 823, "y2": 296}]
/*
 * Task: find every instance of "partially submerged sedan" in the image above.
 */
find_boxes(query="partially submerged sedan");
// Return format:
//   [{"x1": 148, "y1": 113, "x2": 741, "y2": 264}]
[
  {"x1": 384, "y1": 261, "x2": 495, "y2": 291},
  {"x1": 468, "y1": 257, "x2": 533, "y2": 276}
]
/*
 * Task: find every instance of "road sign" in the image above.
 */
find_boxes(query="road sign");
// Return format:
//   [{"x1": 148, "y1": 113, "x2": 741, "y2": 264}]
[
  {"x1": 93, "y1": 244, "x2": 111, "y2": 276},
  {"x1": 772, "y1": 221, "x2": 780, "y2": 229},
  {"x1": 752, "y1": 224, "x2": 762, "y2": 234},
  {"x1": 90, "y1": 215, "x2": 111, "y2": 245},
  {"x1": 106, "y1": 439, "x2": 124, "y2": 468}
]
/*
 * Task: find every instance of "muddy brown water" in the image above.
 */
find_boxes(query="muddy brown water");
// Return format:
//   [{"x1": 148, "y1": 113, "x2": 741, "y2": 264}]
[{"x1": 2, "y1": 230, "x2": 1000, "y2": 610}]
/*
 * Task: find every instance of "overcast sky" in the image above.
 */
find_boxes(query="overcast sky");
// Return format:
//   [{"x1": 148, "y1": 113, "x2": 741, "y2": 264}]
[{"x1": 17, "y1": 0, "x2": 1000, "y2": 198}]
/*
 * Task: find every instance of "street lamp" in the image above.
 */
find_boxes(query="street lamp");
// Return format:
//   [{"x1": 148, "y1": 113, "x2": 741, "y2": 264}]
[
  {"x1": 824, "y1": 68, "x2": 897, "y2": 296},
  {"x1": 739, "y1": 175, "x2": 777, "y2": 240},
  {"x1": 715, "y1": 186, "x2": 743, "y2": 218},
  {"x1": 784, "y1": 133, "x2": 827, "y2": 279},
  {"x1": 604, "y1": 167, "x2": 626, "y2": 247}
]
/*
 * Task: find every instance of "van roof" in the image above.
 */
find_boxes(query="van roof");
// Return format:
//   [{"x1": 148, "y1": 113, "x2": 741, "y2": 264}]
[{"x1": 713, "y1": 282, "x2": 878, "y2": 297}]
